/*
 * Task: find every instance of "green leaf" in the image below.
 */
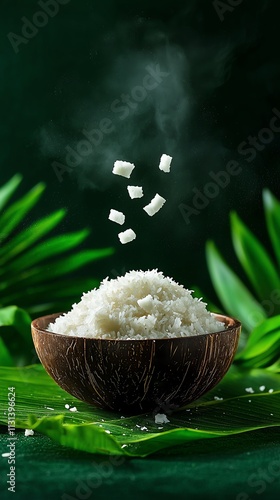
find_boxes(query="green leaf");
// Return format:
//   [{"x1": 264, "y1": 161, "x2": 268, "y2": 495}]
[
  {"x1": 0, "y1": 209, "x2": 66, "y2": 265},
  {"x1": 0, "y1": 306, "x2": 31, "y2": 342},
  {"x1": 0, "y1": 248, "x2": 114, "y2": 292},
  {"x1": 0, "y1": 183, "x2": 45, "y2": 241},
  {"x1": 0, "y1": 228, "x2": 89, "y2": 274},
  {"x1": 0, "y1": 337, "x2": 14, "y2": 366},
  {"x1": 0, "y1": 278, "x2": 98, "y2": 307},
  {"x1": 206, "y1": 241, "x2": 266, "y2": 331},
  {"x1": 231, "y1": 212, "x2": 280, "y2": 306},
  {"x1": 263, "y1": 189, "x2": 280, "y2": 269},
  {"x1": 0, "y1": 365, "x2": 279, "y2": 457},
  {"x1": 0, "y1": 306, "x2": 33, "y2": 365},
  {"x1": 0, "y1": 174, "x2": 22, "y2": 212},
  {"x1": 236, "y1": 315, "x2": 280, "y2": 369}
]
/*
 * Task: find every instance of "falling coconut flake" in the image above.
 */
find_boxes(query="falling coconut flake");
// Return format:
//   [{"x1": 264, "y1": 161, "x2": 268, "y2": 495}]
[
  {"x1": 108, "y1": 209, "x2": 125, "y2": 225},
  {"x1": 113, "y1": 160, "x2": 135, "y2": 178},
  {"x1": 159, "y1": 154, "x2": 172, "y2": 173},
  {"x1": 143, "y1": 194, "x2": 166, "y2": 216},
  {"x1": 127, "y1": 186, "x2": 143, "y2": 199},
  {"x1": 118, "y1": 228, "x2": 136, "y2": 244}
]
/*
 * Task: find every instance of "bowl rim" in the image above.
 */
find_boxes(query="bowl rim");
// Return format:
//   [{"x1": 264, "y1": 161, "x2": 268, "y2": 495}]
[{"x1": 31, "y1": 312, "x2": 242, "y2": 343}]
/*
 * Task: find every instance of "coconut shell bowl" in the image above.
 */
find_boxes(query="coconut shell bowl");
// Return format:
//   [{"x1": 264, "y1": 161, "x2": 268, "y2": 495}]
[{"x1": 31, "y1": 313, "x2": 241, "y2": 414}]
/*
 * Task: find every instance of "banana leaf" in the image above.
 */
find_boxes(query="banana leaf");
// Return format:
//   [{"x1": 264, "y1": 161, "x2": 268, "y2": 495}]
[
  {"x1": 230, "y1": 212, "x2": 280, "y2": 306},
  {"x1": 0, "y1": 364, "x2": 279, "y2": 457},
  {"x1": 263, "y1": 188, "x2": 280, "y2": 269},
  {"x1": 0, "y1": 183, "x2": 45, "y2": 241},
  {"x1": 0, "y1": 174, "x2": 22, "y2": 212},
  {"x1": 0, "y1": 248, "x2": 114, "y2": 292},
  {"x1": 0, "y1": 306, "x2": 32, "y2": 365},
  {"x1": 0, "y1": 209, "x2": 66, "y2": 265},
  {"x1": 206, "y1": 241, "x2": 266, "y2": 332},
  {"x1": 0, "y1": 229, "x2": 90, "y2": 275},
  {"x1": 235, "y1": 315, "x2": 280, "y2": 370}
]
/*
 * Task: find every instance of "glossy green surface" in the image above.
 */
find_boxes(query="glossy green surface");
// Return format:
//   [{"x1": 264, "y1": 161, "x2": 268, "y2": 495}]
[{"x1": 1, "y1": 428, "x2": 280, "y2": 500}]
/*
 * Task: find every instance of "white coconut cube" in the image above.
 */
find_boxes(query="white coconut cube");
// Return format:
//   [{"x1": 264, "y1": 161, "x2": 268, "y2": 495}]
[
  {"x1": 108, "y1": 209, "x2": 125, "y2": 225},
  {"x1": 112, "y1": 160, "x2": 135, "y2": 178},
  {"x1": 137, "y1": 294, "x2": 154, "y2": 313},
  {"x1": 159, "y1": 154, "x2": 172, "y2": 173},
  {"x1": 127, "y1": 186, "x2": 143, "y2": 199},
  {"x1": 143, "y1": 194, "x2": 166, "y2": 216},
  {"x1": 118, "y1": 228, "x2": 136, "y2": 244}
]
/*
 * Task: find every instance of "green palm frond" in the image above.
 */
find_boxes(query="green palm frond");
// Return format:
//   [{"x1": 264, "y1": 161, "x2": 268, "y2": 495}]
[
  {"x1": 206, "y1": 189, "x2": 280, "y2": 372},
  {"x1": 0, "y1": 174, "x2": 114, "y2": 365}
]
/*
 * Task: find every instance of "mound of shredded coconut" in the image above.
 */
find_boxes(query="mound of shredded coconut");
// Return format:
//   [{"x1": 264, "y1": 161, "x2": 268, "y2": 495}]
[{"x1": 48, "y1": 270, "x2": 225, "y2": 339}]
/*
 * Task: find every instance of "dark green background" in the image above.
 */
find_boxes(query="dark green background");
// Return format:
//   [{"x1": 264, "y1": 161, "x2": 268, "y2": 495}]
[
  {"x1": 1, "y1": 3, "x2": 280, "y2": 497},
  {"x1": 1, "y1": 0, "x2": 280, "y2": 296}
]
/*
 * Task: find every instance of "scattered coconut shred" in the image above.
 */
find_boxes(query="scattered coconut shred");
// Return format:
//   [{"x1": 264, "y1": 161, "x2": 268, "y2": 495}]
[{"x1": 48, "y1": 270, "x2": 225, "y2": 340}]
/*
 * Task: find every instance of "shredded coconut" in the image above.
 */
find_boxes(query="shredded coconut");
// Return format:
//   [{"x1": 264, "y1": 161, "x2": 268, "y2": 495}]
[{"x1": 48, "y1": 270, "x2": 225, "y2": 340}]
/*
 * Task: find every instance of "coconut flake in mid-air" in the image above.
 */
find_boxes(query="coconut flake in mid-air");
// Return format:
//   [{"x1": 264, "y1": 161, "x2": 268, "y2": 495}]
[
  {"x1": 118, "y1": 228, "x2": 136, "y2": 244},
  {"x1": 127, "y1": 186, "x2": 144, "y2": 199},
  {"x1": 108, "y1": 209, "x2": 125, "y2": 225},
  {"x1": 159, "y1": 154, "x2": 172, "y2": 173},
  {"x1": 113, "y1": 160, "x2": 135, "y2": 179},
  {"x1": 143, "y1": 194, "x2": 166, "y2": 216}
]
